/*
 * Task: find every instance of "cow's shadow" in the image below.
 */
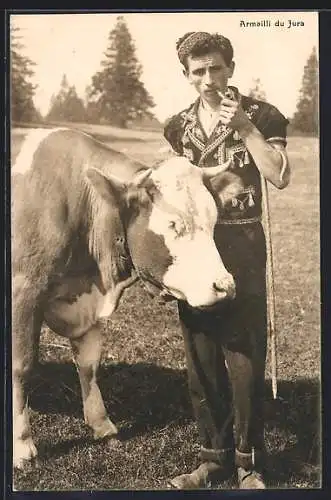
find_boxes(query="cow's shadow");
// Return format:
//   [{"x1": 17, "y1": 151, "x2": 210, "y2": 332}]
[
  {"x1": 28, "y1": 360, "x2": 192, "y2": 461},
  {"x1": 29, "y1": 360, "x2": 192, "y2": 426},
  {"x1": 27, "y1": 360, "x2": 321, "y2": 485}
]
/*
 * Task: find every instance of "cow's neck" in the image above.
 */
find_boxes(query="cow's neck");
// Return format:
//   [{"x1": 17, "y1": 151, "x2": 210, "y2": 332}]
[
  {"x1": 84, "y1": 184, "x2": 133, "y2": 292},
  {"x1": 81, "y1": 152, "x2": 147, "y2": 292}
]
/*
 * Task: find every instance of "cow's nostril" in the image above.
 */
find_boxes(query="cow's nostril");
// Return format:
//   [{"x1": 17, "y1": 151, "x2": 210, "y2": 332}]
[
  {"x1": 213, "y1": 282, "x2": 226, "y2": 293},
  {"x1": 213, "y1": 280, "x2": 236, "y2": 299}
]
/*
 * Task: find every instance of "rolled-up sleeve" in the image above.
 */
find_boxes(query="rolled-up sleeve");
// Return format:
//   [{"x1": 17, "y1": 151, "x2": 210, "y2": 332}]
[
  {"x1": 258, "y1": 105, "x2": 290, "y2": 147},
  {"x1": 257, "y1": 104, "x2": 290, "y2": 183}
]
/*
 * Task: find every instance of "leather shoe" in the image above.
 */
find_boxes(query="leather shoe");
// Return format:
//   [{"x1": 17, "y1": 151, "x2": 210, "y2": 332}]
[
  {"x1": 168, "y1": 461, "x2": 234, "y2": 489},
  {"x1": 237, "y1": 467, "x2": 266, "y2": 489}
]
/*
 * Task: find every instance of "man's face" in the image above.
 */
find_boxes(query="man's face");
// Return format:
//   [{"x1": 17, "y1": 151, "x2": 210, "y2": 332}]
[{"x1": 184, "y1": 51, "x2": 234, "y2": 105}]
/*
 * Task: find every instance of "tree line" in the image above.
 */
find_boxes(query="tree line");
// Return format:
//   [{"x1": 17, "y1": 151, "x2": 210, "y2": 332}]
[
  {"x1": 11, "y1": 25, "x2": 42, "y2": 123},
  {"x1": 11, "y1": 16, "x2": 156, "y2": 129},
  {"x1": 11, "y1": 16, "x2": 318, "y2": 134}
]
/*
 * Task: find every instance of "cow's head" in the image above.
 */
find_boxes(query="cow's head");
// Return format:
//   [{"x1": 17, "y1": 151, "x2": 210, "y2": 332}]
[{"x1": 86, "y1": 156, "x2": 243, "y2": 308}]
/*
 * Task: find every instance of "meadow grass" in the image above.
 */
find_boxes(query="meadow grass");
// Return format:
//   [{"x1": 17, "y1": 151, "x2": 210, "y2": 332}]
[{"x1": 11, "y1": 127, "x2": 320, "y2": 490}]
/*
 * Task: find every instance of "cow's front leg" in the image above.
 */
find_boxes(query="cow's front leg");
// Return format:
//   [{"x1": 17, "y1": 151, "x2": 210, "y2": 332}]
[
  {"x1": 70, "y1": 324, "x2": 118, "y2": 439},
  {"x1": 12, "y1": 275, "x2": 42, "y2": 469},
  {"x1": 13, "y1": 382, "x2": 37, "y2": 469}
]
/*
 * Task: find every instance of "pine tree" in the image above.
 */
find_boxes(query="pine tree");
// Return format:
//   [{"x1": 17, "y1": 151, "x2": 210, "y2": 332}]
[
  {"x1": 10, "y1": 24, "x2": 40, "y2": 122},
  {"x1": 64, "y1": 85, "x2": 86, "y2": 122},
  {"x1": 84, "y1": 84, "x2": 100, "y2": 123},
  {"x1": 88, "y1": 16, "x2": 155, "y2": 128},
  {"x1": 291, "y1": 47, "x2": 318, "y2": 135},
  {"x1": 248, "y1": 78, "x2": 267, "y2": 102},
  {"x1": 46, "y1": 75, "x2": 86, "y2": 122},
  {"x1": 46, "y1": 74, "x2": 69, "y2": 121}
]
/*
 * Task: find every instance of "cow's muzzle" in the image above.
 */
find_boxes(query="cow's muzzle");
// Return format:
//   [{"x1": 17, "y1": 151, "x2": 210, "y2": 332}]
[{"x1": 189, "y1": 273, "x2": 236, "y2": 309}]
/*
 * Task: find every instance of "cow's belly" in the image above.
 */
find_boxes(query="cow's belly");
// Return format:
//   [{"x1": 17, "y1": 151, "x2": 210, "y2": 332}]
[{"x1": 44, "y1": 278, "x2": 117, "y2": 338}]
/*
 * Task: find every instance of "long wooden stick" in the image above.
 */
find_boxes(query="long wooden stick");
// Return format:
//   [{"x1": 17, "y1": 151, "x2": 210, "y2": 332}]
[
  {"x1": 260, "y1": 174, "x2": 278, "y2": 400},
  {"x1": 218, "y1": 88, "x2": 278, "y2": 398}
]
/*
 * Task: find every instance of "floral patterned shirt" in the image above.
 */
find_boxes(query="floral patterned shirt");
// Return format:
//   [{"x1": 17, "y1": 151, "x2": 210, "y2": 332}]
[{"x1": 164, "y1": 86, "x2": 289, "y2": 223}]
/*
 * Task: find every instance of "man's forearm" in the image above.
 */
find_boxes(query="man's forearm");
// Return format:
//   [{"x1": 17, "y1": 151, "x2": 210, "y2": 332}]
[{"x1": 238, "y1": 121, "x2": 290, "y2": 189}]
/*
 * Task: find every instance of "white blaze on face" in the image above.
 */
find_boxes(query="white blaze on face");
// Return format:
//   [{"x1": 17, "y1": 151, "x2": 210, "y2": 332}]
[
  {"x1": 148, "y1": 157, "x2": 235, "y2": 308},
  {"x1": 12, "y1": 127, "x2": 68, "y2": 175}
]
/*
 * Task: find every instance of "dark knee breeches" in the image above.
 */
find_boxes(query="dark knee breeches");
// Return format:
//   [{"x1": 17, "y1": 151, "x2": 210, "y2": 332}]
[{"x1": 178, "y1": 222, "x2": 268, "y2": 470}]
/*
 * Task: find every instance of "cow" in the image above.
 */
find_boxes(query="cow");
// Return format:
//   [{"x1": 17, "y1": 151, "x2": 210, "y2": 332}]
[{"x1": 12, "y1": 127, "x2": 242, "y2": 469}]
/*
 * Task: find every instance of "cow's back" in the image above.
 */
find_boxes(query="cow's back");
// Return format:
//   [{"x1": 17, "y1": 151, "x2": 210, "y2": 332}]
[
  {"x1": 11, "y1": 128, "x2": 142, "y2": 279},
  {"x1": 12, "y1": 127, "x2": 144, "y2": 189}
]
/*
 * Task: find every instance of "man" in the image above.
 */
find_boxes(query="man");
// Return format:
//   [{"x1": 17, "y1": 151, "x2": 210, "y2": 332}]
[{"x1": 163, "y1": 31, "x2": 290, "y2": 489}]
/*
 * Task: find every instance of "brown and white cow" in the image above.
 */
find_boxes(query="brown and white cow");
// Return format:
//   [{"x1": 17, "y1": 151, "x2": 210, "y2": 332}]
[{"x1": 12, "y1": 127, "x2": 241, "y2": 469}]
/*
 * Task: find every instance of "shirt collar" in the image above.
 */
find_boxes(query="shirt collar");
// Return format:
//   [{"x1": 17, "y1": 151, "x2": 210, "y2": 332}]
[{"x1": 199, "y1": 98, "x2": 222, "y2": 115}]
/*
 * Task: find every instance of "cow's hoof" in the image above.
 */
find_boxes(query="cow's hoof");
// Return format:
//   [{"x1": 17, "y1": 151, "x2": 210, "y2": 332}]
[
  {"x1": 13, "y1": 438, "x2": 38, "y2": 469},
  {"x1": 92, "y1": 418, "x2": 118, "y2": 440}
]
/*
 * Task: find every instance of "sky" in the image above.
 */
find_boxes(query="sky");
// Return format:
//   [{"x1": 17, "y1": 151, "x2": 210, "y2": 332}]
[{"x1": 11, "y1": 11, "x2": 318, "y2": 123}]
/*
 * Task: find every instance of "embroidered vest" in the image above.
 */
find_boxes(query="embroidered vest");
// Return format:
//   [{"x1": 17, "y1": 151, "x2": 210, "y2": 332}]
[{"x1": 164, "y1": 88, "x2": 289, "y2": 223}]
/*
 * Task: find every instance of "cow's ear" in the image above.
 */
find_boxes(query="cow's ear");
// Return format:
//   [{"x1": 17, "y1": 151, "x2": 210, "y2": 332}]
[
  {"x1": 209, "y1": 171, "x2": 244, "y2": 208},
  {"x1": 86, "y1": 168, "x2": 126, "y2": 206},
  {"x1": 127, "y1": 170, "x2": 157, "y2": 207}
]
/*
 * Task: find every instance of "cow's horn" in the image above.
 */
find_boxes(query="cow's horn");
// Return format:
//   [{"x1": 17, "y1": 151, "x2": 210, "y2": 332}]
[
  {"x1": 133, "y1": 168, "x2": 153, "y2": 187},
  {"x1": 201, "y1": 159, "x2": 232, "y2": 179}
]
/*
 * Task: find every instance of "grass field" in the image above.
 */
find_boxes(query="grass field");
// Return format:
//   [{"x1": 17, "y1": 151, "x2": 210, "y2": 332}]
[{"x1": 11, "y1": 124, "x2": 321, "y2": 490}]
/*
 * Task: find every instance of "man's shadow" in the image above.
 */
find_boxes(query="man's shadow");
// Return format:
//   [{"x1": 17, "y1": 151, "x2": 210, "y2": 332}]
[
  {"x1": 263, "y1": 377, "x2": 321, "y2": 487},
  {"x1": 27, "y1": 360, "x2": 321, "y2": 485}
]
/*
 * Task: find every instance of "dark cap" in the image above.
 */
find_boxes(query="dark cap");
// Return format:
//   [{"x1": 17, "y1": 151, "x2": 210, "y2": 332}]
[{"x1": 176, "y1": 32, "x2": 234, "y2": 67}]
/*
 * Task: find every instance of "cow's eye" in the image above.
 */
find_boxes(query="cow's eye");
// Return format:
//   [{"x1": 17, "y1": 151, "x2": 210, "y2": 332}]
[{"x1": 169, "y1": 220, "x2": 185, "y2": 237}]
